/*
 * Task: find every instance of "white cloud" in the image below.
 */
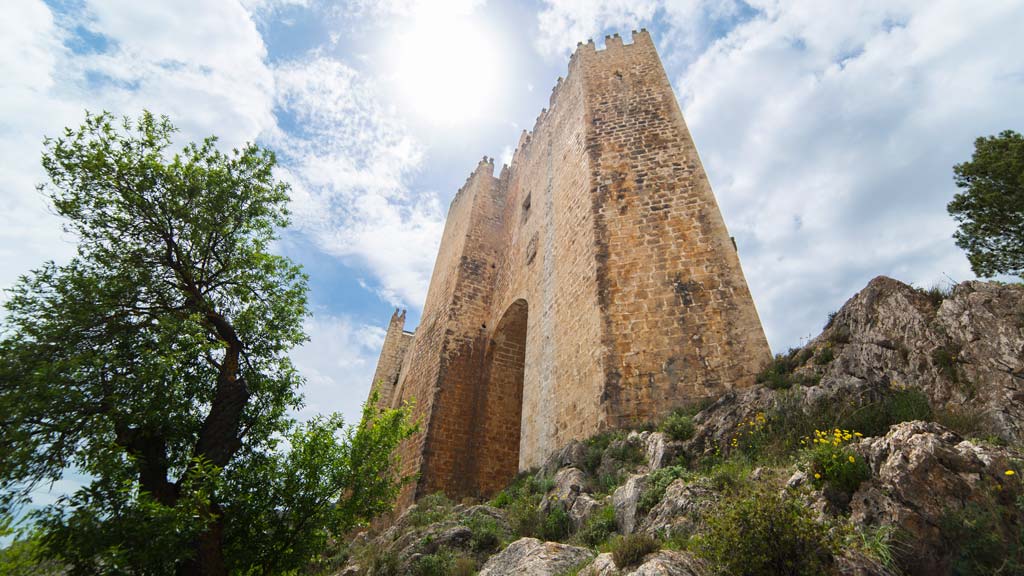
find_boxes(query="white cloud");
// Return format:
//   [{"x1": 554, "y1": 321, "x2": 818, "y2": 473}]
[
  {"x1": 271, "y1": 56, "x2": 445, "y2": 308},
  {"x1": 535, "y1": 0, "x2": 1024, "y2": 351},
  {"x1": 290, "y1": 313, "x2": 386, "y2": 423},
  {"x1": 677, "y1": 0, "x2": 1024, "y2": 350},
  {"x1": 0, "y1": 0, "x2": 277, "y2": 304}
]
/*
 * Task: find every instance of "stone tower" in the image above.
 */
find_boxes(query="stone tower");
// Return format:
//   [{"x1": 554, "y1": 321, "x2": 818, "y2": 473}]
[{"x1": 367, "y1": 30, "x2": 771, "y2": 507}]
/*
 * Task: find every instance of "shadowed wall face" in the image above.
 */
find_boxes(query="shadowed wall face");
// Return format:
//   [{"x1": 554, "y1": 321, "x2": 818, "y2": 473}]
[{"x1": 475, "y1": 299, "x2": 528, "y2": 496}]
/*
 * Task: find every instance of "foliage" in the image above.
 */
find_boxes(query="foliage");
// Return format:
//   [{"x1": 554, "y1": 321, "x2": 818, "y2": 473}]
[
  {"x1": 814, "y1": 345, "x2": 835, "y2": 365},
  {"x1": 939, "y1": 495, "x2": 1024, "y2": 576},
  {"x1": 728, "y1": 412, "x2": 770, "y2": 455},
  {"x1": 408, "y1": 493, "x2": 455, "y2": 528},
  {"x1": 410, "y1": 548, "x2": 457, "y2": 576},
  {"x1": 638, "y1": 466, "x2": 688, "y2": 515},
  {"x1": 660, "y1": 410, "x2": 696, "y2": 442},
  {"x1": 802, "y1": 429, "x2": 870, "y2": 496},
  {"x1": 466, "y1": 513, "x2": 504, "y2": 552},
  {"x1": 0, "y1": 112, "x2": 415, "y2": 575},
  {"x1": 610, "y1": 533, "x2": 661, "y2": 569},
  {"x1": 0, "y1": 521, "x2": 63, "y2": 576},
  {"x1": 839, "y1": 388, "x2": 933, "y2": 438},
  {"x1": 582, "y1": 431, "x2": 627, "y2": 475},
  {"x1": 574, "y1": 505, "x2": 618, "y2": 548},
  {"x1": 541, "y1": 503, "x2": 574, "y2": 542},
  {"x1": 947, "y1": 129, "x2": 1024, "y2": 279},
  {"x1": 693, "y1": 489, "x2": 838, "y2": 576},
  {"x1": 756, "y1": 349, "x2": 819, "y2": 390},
  {"x1": 933, "y1": 405, "x2": 1001, "y2": 441},
  {"x1": 931, "y1": 343, "x2": 965, "y2": 386}
]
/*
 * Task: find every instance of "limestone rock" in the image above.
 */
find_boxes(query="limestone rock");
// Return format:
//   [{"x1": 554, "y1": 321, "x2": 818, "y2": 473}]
[
  {"x1": 478, "y1": 537, "x2": 594, "y2": 576},
  {"x1": 819, "y1": 277, "x2": 1024, "y2": 442},
  {"x1": 848, "y1": 421, "x2": 1022, "y2": 575},
  {"x1": 580, "y1": 550, "x2": 707, "y2": 575},
  {"x1": 569, "y1": 492, "x2": 601, "y2": 530},
  {"x1": 540, "y1": 440, "x2": 589, "y2": 477},
  {"x1": 613, "y1": 473, "x2": 650, "y2": 534},
  {"x1": 639, "y1": 479, "x2": 716, "y2": 536}
]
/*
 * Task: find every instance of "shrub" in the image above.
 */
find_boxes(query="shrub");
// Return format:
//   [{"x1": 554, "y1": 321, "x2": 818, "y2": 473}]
[
  {"x1": 606, "y1": 439, "x2": 645, "y2": 467},
  {"x1": 408, "y1": 493, "x2": 454, "y2": 527},
  {"x1": 362, "y1": 548, "x2": 400, "y2": 576},
  {"x1": 582, "y1": 431, "x2": 627, "y2": 475},
  {"x1": 638, "y1": 466, "x2": 688, "y2": 514},
  {"x1": 507, "y1": 495, "x2": 543, "y2": 539},
  {"x1": 467, "y1": 514, "x2": 504, "y2": 552},
  {"x1": 610, "y1": 533, "x2": 661, "y2": 569},
  {"x1": 660, "y1": 410, "x2": 696, "y2": 441},
  {"x1": 757, "y1": 349, "x2": 819, "y2": 390},
  {"x1": 410, "y1": 548, "x2": 454, "y2": 576},
  {"x1": 693, "y1": 489, "x2": 837, "y2": 575},
  {"x1": 840, "y1": 388, "x2": 932, "y2": 437},
  {"x1": 803, "y1": 428, "x2": 870, "y2": 495},
  {"x1": 931, "y1": 343, "x2": 963, "y2": 385},
  {"x1": 452, "y1": 556, "x2": 477, "y2": 576},
  {"x1": 574, "y1": 505, "x2": 618, "y2": 548},
  {"x1": 704, "y1": 456, "x2": 755, "y2": 493},
  {"x1": 728, "y1": 412, "x2": 771, "y2": 456},
  {"x1": 933, "y1": 405, "x2": 1001, "y2": 441},
  {"x1": 939, "y1": 498, "x2": 1024, "y2": 576},
  {"x1": 814, "y1": 346, "x2": 835, "y2": 365},
  {"x1": 540, "y1": 503, "x2": 574, "y2": 542}
]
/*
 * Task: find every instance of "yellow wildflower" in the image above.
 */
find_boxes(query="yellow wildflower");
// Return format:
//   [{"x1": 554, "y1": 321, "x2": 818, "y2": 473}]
[
  {"x1": 848, "y1": 456, "x2": 855, "y2": 463},
  {"x1": 814, "y1": 473, "x2": 821, "y2": 479},
  {"x1": 1007, "y1": 470, "x2": 1017, "y2": 476}
]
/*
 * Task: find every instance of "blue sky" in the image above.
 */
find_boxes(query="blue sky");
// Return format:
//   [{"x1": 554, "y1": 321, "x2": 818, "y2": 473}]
[{"x1": 1, "y1": 1, "x2": 1023, "y2": 517}]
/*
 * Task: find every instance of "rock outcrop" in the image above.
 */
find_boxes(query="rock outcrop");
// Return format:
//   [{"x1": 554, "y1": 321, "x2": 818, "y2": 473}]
[{"x1": 478, "y1": 538, "x2": 594, "y2": 576}]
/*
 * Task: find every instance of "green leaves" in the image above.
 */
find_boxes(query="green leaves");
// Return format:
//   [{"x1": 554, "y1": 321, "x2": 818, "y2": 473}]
[
  {"x1": 948, "y1": 129, "x2": 1024, "y2": 278},
  {"x1": 1, "y1": 111, "x2": 414, "y2": 574}
]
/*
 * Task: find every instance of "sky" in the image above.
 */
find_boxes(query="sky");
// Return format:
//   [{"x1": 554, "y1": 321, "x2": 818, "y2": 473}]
[{"x1": 2, "y1": 0, "x2": 1023, "y2": 445}]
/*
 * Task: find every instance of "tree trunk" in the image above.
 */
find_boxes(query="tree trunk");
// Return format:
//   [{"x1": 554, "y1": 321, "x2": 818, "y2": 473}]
[{"x1": 178, "y1": 516, "x2": 227, "y2": 576}]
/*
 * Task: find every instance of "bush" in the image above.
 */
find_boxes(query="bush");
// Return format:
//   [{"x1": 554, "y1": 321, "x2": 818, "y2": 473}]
[
  {"x1": 452, "y1": 556, "x2": 477, "y2": 576},
  {"x1": 757, "y1": 348, "x2": 819, "y2": 390},
  {"x1": 803, "y1": 428, "x2": 871, "y2": 496},
  {"x1": 582, "y1": 431, "x2": 626, "y2": 475},
  {"x1": 407, "y1": 493, "x2": 454, "y2": 527},
  {"x1": 841, "y1": 388, "x2": 932, "y2": 437},
  {"x1": 939, "y1": 497, "x2": 1024, "y2": 576},
  {"x1": 814, "y1": 346, "x2": 835, "y2": 365},
  {"x1": 931, "y1": 343, "x2": 963, "y2": 385},
  {"x1": 362, "y1": 548, "x2": 400, "y2": 576},
  {"x1": 540, "y1": 504, "x2": 574, "y2": 542},
  {"x1": 610, "y1": 533, "x2": 661, "y2": 569},
  {"x1": 410, "y1": 548, "x2": 454, "y2": 576},
  {"x1": 467, "y1": 514, "x2": 504, "y2": 552},
  {"x1": 693, "y1": 489, "x2": 837, "y2": 575},
  {"x1": 638, "y1": 466, "x2": 688, "y2": 514},
  {"x1": 660, "y1": 410, "x2": 696, "y2": 442},
  {"x1": 933, "y1": 405, "x2": 1001, "y2": 441},
  {"x1": 574, "y1": 505, "x2": 617, "y2": 548}
]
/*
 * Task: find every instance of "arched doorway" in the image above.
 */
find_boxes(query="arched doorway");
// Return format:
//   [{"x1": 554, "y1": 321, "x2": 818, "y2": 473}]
[{"x1": 475, "y1": 299, "x2": 528, "y2": 496}]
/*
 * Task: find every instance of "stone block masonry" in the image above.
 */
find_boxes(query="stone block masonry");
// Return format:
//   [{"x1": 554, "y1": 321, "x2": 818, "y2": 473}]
[{"x1": 365, "y1": 30, "x2": 771, "y2": 510}]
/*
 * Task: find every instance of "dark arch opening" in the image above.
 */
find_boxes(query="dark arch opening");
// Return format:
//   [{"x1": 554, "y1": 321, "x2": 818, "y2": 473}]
[{"x1": 474, "y1": 299, "x2": 528, "y2": 497}]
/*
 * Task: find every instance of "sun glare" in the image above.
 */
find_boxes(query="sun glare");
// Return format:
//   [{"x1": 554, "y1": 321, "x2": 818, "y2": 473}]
[{"x1": 385, "y1": 7, "x2": 505, "y2": 127}]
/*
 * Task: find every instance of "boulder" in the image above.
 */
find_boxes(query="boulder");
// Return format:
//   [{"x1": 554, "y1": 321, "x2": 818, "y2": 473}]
[
  {"x1": 540, "y1": 440, "x2": 589, "y2": 477},
  {"x1": 478, "y1": 537, "x2": 595, "y2": 576},
  {"x1": 612, "y1": 474, "x2": 650, "y2": 534},
  {"x1": 568, "y1": 492, "x2": 601, "y2": 530},
  {"x1": 580, "y1": 550, "x2": 707, "y2": 575},
  {"x1": 849, "y1": 421, "x2": 1022, "y2": 575},
  {"x1": 639, "y1": 479, "x2": 716, "y2": 536}
]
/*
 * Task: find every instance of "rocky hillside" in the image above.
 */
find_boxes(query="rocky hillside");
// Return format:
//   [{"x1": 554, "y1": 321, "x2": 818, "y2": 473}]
[{"x1": 330, "y1": 277, "x2": 1024, "y2": 576}]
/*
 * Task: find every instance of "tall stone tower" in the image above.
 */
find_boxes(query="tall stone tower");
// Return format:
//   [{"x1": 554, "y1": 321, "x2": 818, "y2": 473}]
[{"x1": 367, "y1": 30, "x2": 771, "y2": 507}]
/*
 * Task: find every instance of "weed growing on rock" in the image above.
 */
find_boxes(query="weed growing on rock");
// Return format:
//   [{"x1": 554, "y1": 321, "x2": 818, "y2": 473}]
[
  {"x1": 660, "y1": 409, "x2": 696, "y2": 441},
  {"x1": 407, "y1": 493, "x2": 454, "y2": 527},
  {"x1": 410, "y1": 548, "x2": 455, "y2": 576},
  {"x1": 573, "y1": 505, "x2": 618, "y2": 548},
  {"x1": 757, "y1": 348, "x2": 819, "y2": 390},
  {"x1": 638, "y1": 466, "x2": 689, "y2": 515},
  {"x1": 803, "y1": 428, "x2": 870, "y2": 496},
  {"x1": 693, "y1": 488, "x2": 838, "y2": 575},
  {"x1": 814, "y1": 345, "x2": 835, "y2": 365},
  {"x1": 466, "y1": 514, "x2": 504, "y2": 552},
  {"x1": 610, "y1": 533, "x2": 661, "y2": 569}
]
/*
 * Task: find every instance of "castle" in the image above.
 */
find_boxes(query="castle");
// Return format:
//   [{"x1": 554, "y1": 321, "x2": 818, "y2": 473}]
[{"x1": 368, "y1": 30, "x2": 771, "y2": 506}]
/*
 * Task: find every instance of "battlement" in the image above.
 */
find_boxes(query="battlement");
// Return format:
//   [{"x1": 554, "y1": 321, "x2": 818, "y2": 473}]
[{"x1": 370, "y1": 30, "x2": 770, "y2": 510}]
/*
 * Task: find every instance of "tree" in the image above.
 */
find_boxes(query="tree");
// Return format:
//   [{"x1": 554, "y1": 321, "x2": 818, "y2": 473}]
[
  {"x1": 947, "y1": 129, "x2": 1024, "y2": 278},
  {"x1": 0, "y1": 112, "x2": 416, "y2": 575}
]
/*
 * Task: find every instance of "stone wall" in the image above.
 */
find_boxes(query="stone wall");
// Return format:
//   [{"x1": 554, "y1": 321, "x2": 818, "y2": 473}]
[{"x1": 366, "y1": 30, "x2": 771, "y2": 508}]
